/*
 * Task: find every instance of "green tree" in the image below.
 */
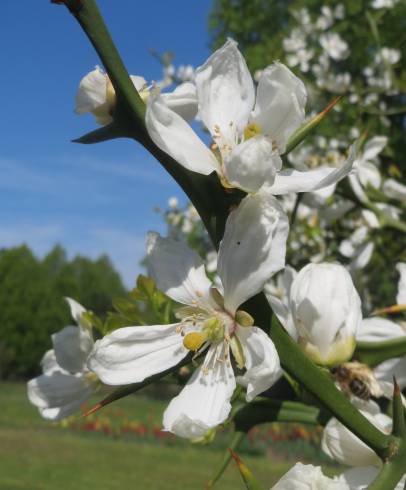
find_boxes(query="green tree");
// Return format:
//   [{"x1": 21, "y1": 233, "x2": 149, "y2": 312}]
[{"x1": 0, "y1": 245, "x2": 126, "y2": 379}]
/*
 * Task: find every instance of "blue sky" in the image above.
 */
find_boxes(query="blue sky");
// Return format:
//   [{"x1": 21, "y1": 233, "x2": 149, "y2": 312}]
[{"x1": 0, "y1": 1, "x2": 212, "y2": 287}]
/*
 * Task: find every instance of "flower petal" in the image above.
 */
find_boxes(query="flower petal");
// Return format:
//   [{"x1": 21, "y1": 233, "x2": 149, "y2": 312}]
[
  {"x1": 162, "y1": 82, "x2": 198, "y2": 121},
  {"x1": 40, "y1": 349, "x2": 61, "y2": 375},
  {"x1": 218, "y1": 192, "x2": 289, "y2": 313},
  {"x1": 75, "y1": 66, "x2": 106, "y2": 115},
  {"x1": 87, "y1": 323, "x2": 186, "y2": 385},
  {"x1": 27, "y1": 372, "x2": 93, "y2": 421},
  {"x1": 195, "y1": 38, "x2": 255, "y2": 142},
  {"x1": 265, "y1": 144, "x2": 356, "y2": 195},
  {"x1": 163, "y1": 343, "x2": 236, "y2": 438},
  {"x1": 145, "y1": 93, "x2": 219, "y2": 175},
  {"x1": 237, "y1": 326, "x2": 281, "y2": 401},
  {"x1": 356, "y1": 317, "x2": 405, "y2": 343},
  {"x1": 362, "y1": 136, "x2": 387, "y2": 161},
  {"x1": 146, "y1": 232, "x2": 214, "y2": 309},
  {"x1": 251, "y1": 62, "x2": 307, "y2": 152},
  {"x1": 52, "y1": 326, "x2": 94, "y2": 374},
  {"x1": 224, "y1": 136, "x2": 282, "y2": 193},
  {"x1": 357, "y1": 161, "x2": 381, "y2": 190},
  {"x1": 322, "y1": 410, "x2": 391, "y2": 467},
  {"x1": 383, "y1": 179, "x2": 406, "y2": 202},
  {"x1": 396, "y1": 262, "x2": 406, "y2": 305},
  {"x1": 65, "y1": 297, "x2": 88, "y2": 328}
]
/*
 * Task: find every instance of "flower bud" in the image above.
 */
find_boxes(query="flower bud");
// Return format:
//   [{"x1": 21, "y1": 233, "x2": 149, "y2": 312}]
[{"x1": 289, "y1": 263, "x2": 362, "y2": 366}]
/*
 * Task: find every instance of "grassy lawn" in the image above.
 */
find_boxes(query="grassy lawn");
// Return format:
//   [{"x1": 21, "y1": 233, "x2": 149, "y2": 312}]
[{"x1": 0, "y1": 383, "x2": 293, "y2": 489}]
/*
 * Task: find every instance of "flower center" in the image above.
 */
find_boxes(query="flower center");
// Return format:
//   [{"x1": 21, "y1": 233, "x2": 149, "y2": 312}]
[{"x1": 243, "y1": 122, "x2": 262, "y2": 140}]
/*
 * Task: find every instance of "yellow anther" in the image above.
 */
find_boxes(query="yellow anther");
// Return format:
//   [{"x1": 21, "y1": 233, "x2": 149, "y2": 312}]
[
  {"x1": 235, "y1": 310, "x2": 254, "y2": 327},
  {"x1": 243, "y1": 123, "x2": 262, "y2": 141},
  {"x1": 183, "y1": 331, "x2": 207, "y2": 351}
]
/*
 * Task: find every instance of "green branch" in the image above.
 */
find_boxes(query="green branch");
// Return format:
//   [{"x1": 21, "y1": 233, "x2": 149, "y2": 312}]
[{"x1": 57, "y1": 0, "x2": 397, "y2": 468}]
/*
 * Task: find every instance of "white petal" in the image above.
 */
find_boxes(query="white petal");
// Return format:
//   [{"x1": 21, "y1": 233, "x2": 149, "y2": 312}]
[
  {"x1": 264, "y1": 267, "x2": 298, "y2": 338},
  {"x1": 52, "y1": 326, "x2": 94, "y2": 374},
  {"x1": 65, "y1": 297, "x2": 87, "y2": 328},
  {"x1": 363, "y1": 136, "x2": 387, "y2": 161},
  {"x1": 350, "y1": 242, "x2": 374, "y2": 271},
  {"x1": 356, "y1": 317, "x2": 405, "y2": 343},
  {"x1": 322, "y1": 410, "x2": 391, "y2": 467},
  {"x1": 162, "y1": 82, "x2": 198, "y2": 121},
  {"x1": 218, "y1": 192, "x2": 289, "y2": 313},
  {"x1": 251, "y1": 62, "x2": 307, "y2": 152},
  {"x1": 396, "y1": 263, "x2": 406, "y2": 305},
  {"x1": 129, "y1": 75, "x2": 147, "y2": 92},
  {"x1": 145, "y1": 93, "x2": 219, "y2": 175},
  {"x1": 266, "y1": 144, "x2": 356, "y2": 195},
  {"x1": 374, "y1": 358, "x2": 406, "y2": 388},
  {"x1": 339, "y1": 239, "x2": 356, "y2": 258},
  {"x1": 349, "y1": 173, "x2": 369, "y2": 203},
  {"x1": 272, "y1": 463, "x2": 347, "y2": 489},
  {"x1": 163, "y1": 343, "x2": 236, "y2": 438},
  {"x1": 75, "y1": 66, "x2": 107, "y2": 114},
  {"x1": 195, "y1": 39, "x2": 255, "y2": 142},
  {"x1": 224, "y1": 136, "x2": 281, "y2": 192},
  {"x1": 237, "y1": 326, "x2": 281, "y2": 401},
  {"x1": 146, "y1": 232, "x2": 214, "y2": 309},
  {"x1": 383, "y1": 179, "x2": 406, "y2": 202},
  {"x1": 87, "y1": 323, "x2": 186, "y2": 385},
  {"x1": 357, "y1": 161, "x2": 381, "y2": 189},
  {"x1": 27, "y1": 372, "x2": 93, "y2": 421},
  {"x1": 40, "y1": 349, "x2": 61, "y2": 375}
]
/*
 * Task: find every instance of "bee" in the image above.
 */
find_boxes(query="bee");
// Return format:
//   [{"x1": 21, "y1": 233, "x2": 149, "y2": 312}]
[{"x1": 331, "y1": 362, "x2": 382, "y2": 401}]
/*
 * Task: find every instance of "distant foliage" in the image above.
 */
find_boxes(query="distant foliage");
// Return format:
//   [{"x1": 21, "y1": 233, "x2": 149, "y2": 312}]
[{"x1": 0, "y1": 245, "x2": 125, "y2": 379}]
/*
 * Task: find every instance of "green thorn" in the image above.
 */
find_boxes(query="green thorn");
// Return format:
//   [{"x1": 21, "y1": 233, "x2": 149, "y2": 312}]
[{"x1": 392, "y1": 377, "x2": 406, "y2": 438}]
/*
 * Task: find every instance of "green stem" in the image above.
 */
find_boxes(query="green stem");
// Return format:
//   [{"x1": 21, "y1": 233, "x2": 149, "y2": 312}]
[
  {"x1": 65, "y1": 0, "x2": 146, "y2": 127},
  {"x1": 59, "y1": 0, "x2": 395, "y2": 466},
  {"x1": 205, "y1": 431, "x2": 245, "y2": 489},
  {"x1": 234, "y1": 399, "x2": 329, "y2": 432},
  {"x1": 267, "y1": 316, "x2": 393, "y2": 460},
  {"x1": 368, "y1": 439, "x2": 405, "y2": 490}
]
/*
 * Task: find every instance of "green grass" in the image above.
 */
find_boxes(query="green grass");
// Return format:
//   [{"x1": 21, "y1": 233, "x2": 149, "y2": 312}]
[{"x1": 0, "y1": 383, "x2": 293, "y2": 489}]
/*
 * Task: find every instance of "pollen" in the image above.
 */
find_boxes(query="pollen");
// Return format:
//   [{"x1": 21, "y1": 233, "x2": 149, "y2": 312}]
[
  {"x1": 183, "y1": 331, "x2": 207, "y2": 351},
  {"x1": 243, "y1": 122, "x2": 262, "y2": 141}
]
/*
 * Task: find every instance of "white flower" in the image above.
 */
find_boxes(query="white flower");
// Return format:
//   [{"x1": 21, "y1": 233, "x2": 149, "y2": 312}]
[
  {"x1": 88, "y1": 193, "x2": 287, "y2": 438},
  {"x1": 168, "y1": 196, "x2": 178, "y2": 209},
  {"x1": 348, "y1": 136, "x2": 387, "y2": 203},
  {"x1": 288, "y1": 263, "x2": 362, "y2": 365},
  {"x1": 383, "y1": 179, "x2": 406, "y2": 202},
  {"x1": 146, "y1": 39, "x2": 355, "y2": 195},
  {"x1": 27, "y1": 298, "x2": 99, "y2": 421},
  {"x1": 372, "y1": 0, "x2": 399, "y2": 9},
  {"x1": 272, "y1": 463, "x2": 405, "y2": 489},
  {"x1": 75, "y1": 66, "x2": 198, "y2": 125},
  {"x1": 319, "y1": 33, "x2": 349, "y2": 60},
  {"x1": 322, "y1": 401, "x2": 392, "y2": 467},
  {"x1": 271, "y1": 463, "x2": 346, "y2": 489}
]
